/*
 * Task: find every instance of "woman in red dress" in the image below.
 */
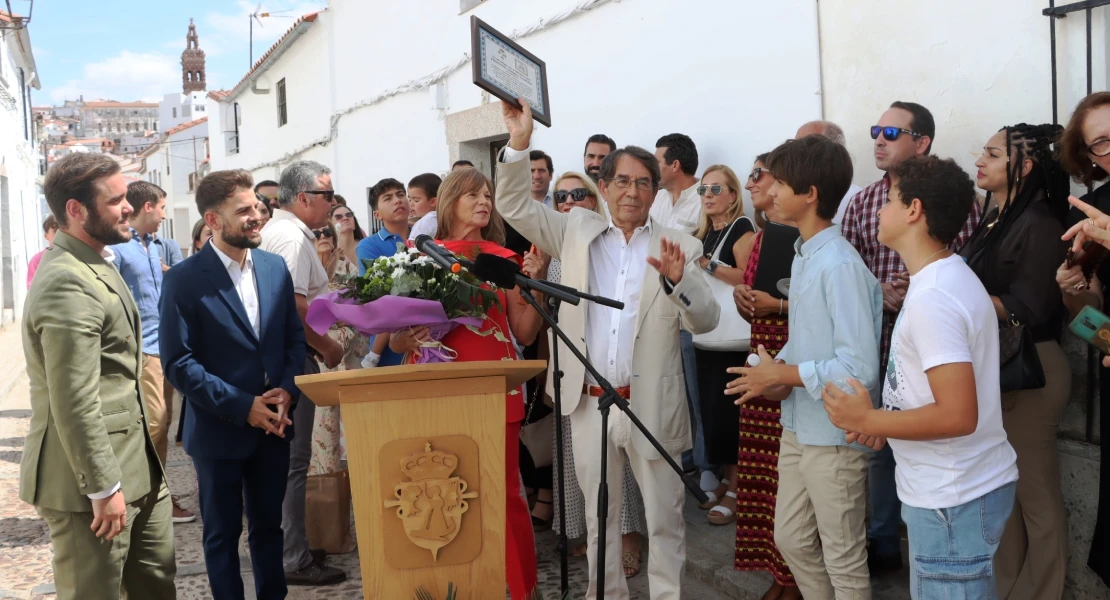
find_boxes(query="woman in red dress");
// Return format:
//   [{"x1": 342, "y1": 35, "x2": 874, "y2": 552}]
[
  {"x1": 731, "y1": 155, "x2": 799, "y2": 600},
  {"x1": 391, "y1": 167, "x2": 545, "y2": 599}
]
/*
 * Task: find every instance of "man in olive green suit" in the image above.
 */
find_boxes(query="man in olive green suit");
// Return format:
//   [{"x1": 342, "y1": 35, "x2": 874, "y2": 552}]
[{"x1": 21, "y1": 152, "x2": 176, "y2": 600}]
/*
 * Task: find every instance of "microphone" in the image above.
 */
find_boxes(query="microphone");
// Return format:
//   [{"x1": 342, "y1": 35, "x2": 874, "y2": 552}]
[
  {"x1": 473, "y1": 253, "x2": 626, "y2": 310},
  {"x1": 413, "y1": 235, "x2": 462, "y2": 274},
  {"x1": 470, "y1": 253, "x2": 582, "y2": 306}
]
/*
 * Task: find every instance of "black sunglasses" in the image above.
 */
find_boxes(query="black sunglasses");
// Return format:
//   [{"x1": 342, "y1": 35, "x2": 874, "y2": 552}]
[
  {"x1": 870, "y1": 126, "x2": 923, "y2": 142},
  {"x1": 312, "y1": 226, "x2": 335, "y2": 239},
  {"x1": 697, "y1": 184, "x2": 727, "y2": 196},
  {"x1": 554, "y1": 188, "x2": 592, "y2": 204},
  {"x1": 304, "y1": 190, "x2": 336, "y2": 201},
  {"x1": 332, "y1": 210, "x2": 354, "y2": 220},
  {"x1": 748, "y1": 167, "x2": 771, "y2": 183}
]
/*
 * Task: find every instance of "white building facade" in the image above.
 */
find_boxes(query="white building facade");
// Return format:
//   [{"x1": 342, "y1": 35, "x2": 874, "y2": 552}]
[
  {"x1": 0, "y1": 12, "x2": 42, "y2": 324},
  {"x1": 205, "y1": 3, "x2": 1110, "y2": 596},
  {"x1": 140, "y1": 117, "x2": 208, "y2": 249}
]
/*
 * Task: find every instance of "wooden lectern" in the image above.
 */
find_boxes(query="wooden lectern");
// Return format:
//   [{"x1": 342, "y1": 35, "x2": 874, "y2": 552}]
[{"x1": 296, "y1": 360, "x2": 546, "y2": 599}]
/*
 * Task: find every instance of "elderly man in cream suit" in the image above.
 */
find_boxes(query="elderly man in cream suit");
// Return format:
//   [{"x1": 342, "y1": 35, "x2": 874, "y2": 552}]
[{"x1": 497, "y1": 100, "x2": 719, "y2": 600}]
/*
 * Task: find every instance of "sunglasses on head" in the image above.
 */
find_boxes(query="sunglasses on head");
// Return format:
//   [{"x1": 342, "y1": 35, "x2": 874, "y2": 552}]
[
  {"x1": 554, "y1": 188, "x2": 592, "y2": 204},
  {"x1": 697, "y1": 184, "x2": 728, "y2": 197},
  {"x1": 748, "y1": 167, "x2": 771, "y2": 183},
  {"x1": 870, "y1": 126, "x2": 923, "y2": 142},
  {"x1": 312, "y1": 226, "x2": 335, "y2": 239}
]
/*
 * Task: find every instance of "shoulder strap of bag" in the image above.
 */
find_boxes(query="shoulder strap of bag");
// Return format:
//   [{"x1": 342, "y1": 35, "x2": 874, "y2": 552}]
[{"x1": 710, "y1": 216, "x2": 752, "y2": 261}]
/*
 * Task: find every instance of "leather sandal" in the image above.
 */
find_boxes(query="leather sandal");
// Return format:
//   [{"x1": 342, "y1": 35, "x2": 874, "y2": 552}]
[{"x1": 622, "y1": 549, "x2": 641, "y2": 578}]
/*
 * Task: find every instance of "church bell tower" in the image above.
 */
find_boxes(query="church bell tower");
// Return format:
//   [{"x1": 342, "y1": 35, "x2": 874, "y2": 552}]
[{"x1": 181, "y1": 18, "x2": 207, "y2": 94}]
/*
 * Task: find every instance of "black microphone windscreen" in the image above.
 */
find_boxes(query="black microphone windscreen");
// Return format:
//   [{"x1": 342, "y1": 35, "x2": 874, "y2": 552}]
[{"x1": 472, "y1": 253, "x2": 520, "y2": 288}]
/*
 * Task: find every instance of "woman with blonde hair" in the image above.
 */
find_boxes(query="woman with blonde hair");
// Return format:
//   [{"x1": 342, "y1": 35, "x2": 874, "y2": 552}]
[
  {"x1": 391, "y1": 166, "x2": 546, "y2": 598},
  {"x1": 690, "y1": 165, "x2": 758, "y2": 527}
]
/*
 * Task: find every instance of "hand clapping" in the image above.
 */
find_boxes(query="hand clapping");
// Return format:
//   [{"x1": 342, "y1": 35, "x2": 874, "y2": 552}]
[{"x1": 647, "y1": 238, "x2": 686, "y2": 285}]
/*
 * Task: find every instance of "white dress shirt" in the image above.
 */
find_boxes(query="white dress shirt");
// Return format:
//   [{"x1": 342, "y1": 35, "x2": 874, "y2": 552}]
[
  {"x1": 211, "y1": 243, "x2": 262, "y2": 338},
  {"x1": 503, "y1": 144, "x2": 649, "y2": 388},
  {"x1": 649, "y1": 183, "x2": 701, "y2": 234},
  {"x1": 585, "y1": 221, "x2": 651, "y2": 387}
]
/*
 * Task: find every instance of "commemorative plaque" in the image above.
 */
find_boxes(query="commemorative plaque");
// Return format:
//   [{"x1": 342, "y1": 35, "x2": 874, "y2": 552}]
[{"x1": 470, "y1": 16, "x2": 552, "y2": 127}]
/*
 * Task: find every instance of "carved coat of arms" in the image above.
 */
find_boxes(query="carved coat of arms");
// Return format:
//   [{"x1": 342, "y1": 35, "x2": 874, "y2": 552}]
[{"x1": 384, "y1": 441, "x2": 479, "y2": 561}]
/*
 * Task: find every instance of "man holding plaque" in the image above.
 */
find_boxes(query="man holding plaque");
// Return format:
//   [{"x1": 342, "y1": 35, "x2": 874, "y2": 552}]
[{"x1": 496, "y1": 98, "x2": 720, "y2": 600}]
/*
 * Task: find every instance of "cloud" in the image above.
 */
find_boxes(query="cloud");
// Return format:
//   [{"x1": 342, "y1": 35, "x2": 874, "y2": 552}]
[
  {"x1": 204, "y1": 1, "x2": 326, "y2": 46},
  {"x1": 45, "y1": 51, "x2": 180, "y2": 104}
]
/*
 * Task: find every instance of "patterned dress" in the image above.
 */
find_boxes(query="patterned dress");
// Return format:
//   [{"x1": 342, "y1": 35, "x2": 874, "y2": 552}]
[
  {"x1": 309, "y1": 253, "x2": 367, "y2": 553},
  {"x1": 734, "y1": 231, "x2": 795, "y2": 586}
]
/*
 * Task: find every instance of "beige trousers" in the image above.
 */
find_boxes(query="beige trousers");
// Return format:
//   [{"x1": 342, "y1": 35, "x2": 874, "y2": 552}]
[
  {"x1": 570, "y1": 394, "x2": 685, "y2": 600},
  {"x1": 995, "y1": 341, "x2": 1070, "y2": 600},
  {"x1": 774, "y1": 429, "x2": 871, "y2": 600},
  {"x1": 140, "y1": 354, "x2": 170, "y2": 466}
]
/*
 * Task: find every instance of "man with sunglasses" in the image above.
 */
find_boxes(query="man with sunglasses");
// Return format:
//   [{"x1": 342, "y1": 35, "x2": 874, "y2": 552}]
[
  {"x1": 259, "y1": 160, "x2": 348, "y2": 587},
  {"x1": 840, "y1": 101, "x2": 982, "y2": 575},
  {"x1": 795, "y1": 120, "x2": 863, "y2": 225}
]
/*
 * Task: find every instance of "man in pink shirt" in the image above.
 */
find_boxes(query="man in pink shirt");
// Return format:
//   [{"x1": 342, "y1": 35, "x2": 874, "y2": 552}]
[{"x1": 26, "y1": 215, "x2": 59, "y2": 288}]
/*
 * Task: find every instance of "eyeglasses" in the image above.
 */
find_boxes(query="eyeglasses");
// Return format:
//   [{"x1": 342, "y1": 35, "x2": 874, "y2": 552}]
[
  {"x1": 554, "y1": 188, "x2": 593, "y2": 204},
  {"x1": 607, "y1": 176, "x2": 654, "y2": 191},
  {"x1": 748, "y1": 167, "x2": 771, "y2": 183},
  {"x1": 304, "y1": 190, "x2": 336, "y2": 201},
  {"x1": 311, "y1": 226, "x2": 335, "y2": 239},
  {"x1": 870, "y1": 126, "x2": 923, "y2": 142},
  {"x1": 1088, "y1": 139, "x2": 1110, "y2": 158},
  {"x1": 697, "y1": 184, "x2": 727, "y2": 197},
  {"x1": 332, "y1": 210, "x2": 353, "y2": 220}
]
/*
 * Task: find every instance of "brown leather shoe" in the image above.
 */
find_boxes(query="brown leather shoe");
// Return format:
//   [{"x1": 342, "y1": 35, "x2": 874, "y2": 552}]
[{"x1": 171, "y1": 496, "x2": 196, "y2": 524}]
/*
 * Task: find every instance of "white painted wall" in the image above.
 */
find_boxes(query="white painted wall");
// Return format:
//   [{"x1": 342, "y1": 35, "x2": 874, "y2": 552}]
[
  {"x1": 819, "y1": 0, "x2": 1108, "y2": 190},
  {"x1": 159, "y1": 91, "x2": 207, "y2": 132},
  {"x1": 212, "y1": 0, "x2": 824, "y2": 229},
  {"x1": 142, "y1": 121, "x2": 208, "y2": 249},
  {"x1": 0, "y1": 27, "x2": 42, "y2": 324}
]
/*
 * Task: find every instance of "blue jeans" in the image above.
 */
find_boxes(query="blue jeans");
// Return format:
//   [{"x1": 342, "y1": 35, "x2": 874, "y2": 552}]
[
  {"x1": 679, "y1": 331, "x2": 712, "y2": 472},
  {"x1": 868, "y1": 443, "x2": 902, "y2": 557},
  {"x1": 902, "y1": 481, "x2": 1016, "y2": 600}
]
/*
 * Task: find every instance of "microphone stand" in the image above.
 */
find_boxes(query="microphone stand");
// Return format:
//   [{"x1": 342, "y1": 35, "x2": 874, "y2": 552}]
[
  {"x1": 546, "y1": 294, "x2": 569, "y2": 595},
  {"x1": 510, "y1": 278, "x2": 710, "y2": 600}
]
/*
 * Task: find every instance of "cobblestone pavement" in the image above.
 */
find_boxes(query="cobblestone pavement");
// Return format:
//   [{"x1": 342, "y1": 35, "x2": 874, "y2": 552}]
[{"x1": 0, "y1": 321, "x2": 728, "y2": 599}]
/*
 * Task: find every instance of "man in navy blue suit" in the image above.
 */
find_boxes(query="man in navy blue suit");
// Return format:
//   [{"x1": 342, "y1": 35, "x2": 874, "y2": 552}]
[{"x1": 160, "y1": 169, "x2": 306, "y2": 600}]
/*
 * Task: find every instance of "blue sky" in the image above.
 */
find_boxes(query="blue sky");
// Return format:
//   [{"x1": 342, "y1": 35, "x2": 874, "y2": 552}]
[{"x1": 23, "y1": 0, "x2": 325, "y2": 105}]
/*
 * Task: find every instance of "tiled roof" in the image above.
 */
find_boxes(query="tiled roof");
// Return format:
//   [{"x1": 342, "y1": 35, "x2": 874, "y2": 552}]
[
  {"x1": 164, "y1": 116, "x2": 208, "y2": 137},
  {"x1": 221, "y1": 12, "x2": 320, "y2": 101},
  {"x1": 207, "y1": 90, "x2": 230, "y2": 101}
]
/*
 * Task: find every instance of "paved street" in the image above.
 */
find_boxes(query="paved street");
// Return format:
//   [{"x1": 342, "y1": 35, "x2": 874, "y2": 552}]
[{"x1": 0, "y1": 321, "x2": 734, "y2": 599}]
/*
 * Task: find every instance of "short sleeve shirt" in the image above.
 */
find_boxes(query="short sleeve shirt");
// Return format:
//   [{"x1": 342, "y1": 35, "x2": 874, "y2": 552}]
[{"x1": 260, "y1": 209, "x2": 328, "y2": 301}]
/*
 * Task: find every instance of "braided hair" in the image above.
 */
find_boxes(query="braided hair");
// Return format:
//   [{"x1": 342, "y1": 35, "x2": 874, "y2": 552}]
[{"x1": 966, "y1": 123, "x2": 1070, "y2": 273}]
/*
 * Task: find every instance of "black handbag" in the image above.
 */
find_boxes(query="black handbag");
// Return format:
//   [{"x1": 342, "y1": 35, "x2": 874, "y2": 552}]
[{"x1": 999, "y1": 317, "x2": 1045, "y2": 392}]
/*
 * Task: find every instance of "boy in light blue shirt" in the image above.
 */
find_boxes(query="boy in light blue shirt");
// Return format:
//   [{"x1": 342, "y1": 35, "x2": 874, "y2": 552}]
[{"x1": 727, "y1": 135, "x2": 883, "y2": 598}]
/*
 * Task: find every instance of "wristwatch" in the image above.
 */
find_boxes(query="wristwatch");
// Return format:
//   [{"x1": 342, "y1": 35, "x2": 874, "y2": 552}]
[{"x1": 706, "y1": 259, "x2": 720, "y2": 275}]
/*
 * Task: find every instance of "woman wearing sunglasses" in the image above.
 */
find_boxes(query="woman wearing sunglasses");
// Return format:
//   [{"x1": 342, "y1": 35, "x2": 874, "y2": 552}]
[
  {"x1": 691, "y1": 165, "x2": 757, "y2": 528},
  {"x1": 306, "y1": 223, "x2": 367, "y2": 550},
  {"x1": 329, "y1": 204, "x2": 365, "y2": 264},
  {"x1": 1054, "y1": 91, "x2": 1110, "y2": 590},
  {"x1": 959, "y1": 123, "x2": 1071, "y2": 599},
  {"x1": 732, "y1": 154, "x2": 800, "y2": 599}
]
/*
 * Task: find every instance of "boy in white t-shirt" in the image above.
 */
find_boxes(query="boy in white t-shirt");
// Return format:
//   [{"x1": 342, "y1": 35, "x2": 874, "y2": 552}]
[{"x1": 822, "y1": 155, "x2": 1018, "y2": 599}]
